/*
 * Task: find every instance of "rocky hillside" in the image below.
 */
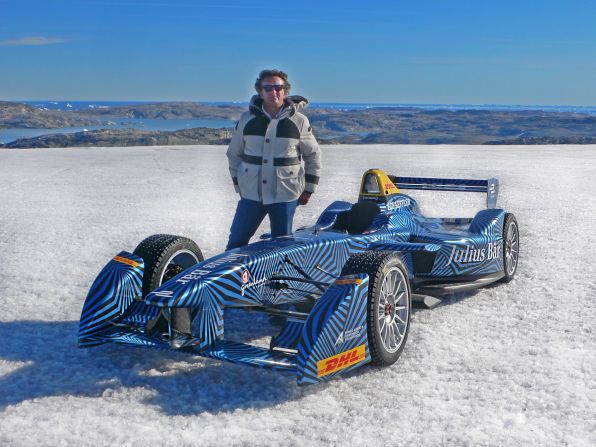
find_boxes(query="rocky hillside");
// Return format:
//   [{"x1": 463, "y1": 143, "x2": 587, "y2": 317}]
[
  {"x1": 78, "y1": 101, "x2": 242, "y2": 120},
  {"x1": 2, "y1": 127, "x2": 232, "y2": 148},
  {"x1": 308, "y1": 108, "x2": 596, "y2": 145},
  {"x1": 2, "y1": 101, "x2": 596, "y2": 147},
  {"x1": 0, "y1": 101, "x2": 104, "y2": 128}
]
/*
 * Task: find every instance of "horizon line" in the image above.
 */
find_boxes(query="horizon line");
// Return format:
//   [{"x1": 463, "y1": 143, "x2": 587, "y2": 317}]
[{"x1": 7, "y1": 99, "x2": 596, "y2": 108}]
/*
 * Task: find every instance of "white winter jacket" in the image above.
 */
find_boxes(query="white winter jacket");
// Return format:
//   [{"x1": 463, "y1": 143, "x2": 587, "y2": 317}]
[{"x1": 226, "y1": 95, "x2": 322, "y2": 204}]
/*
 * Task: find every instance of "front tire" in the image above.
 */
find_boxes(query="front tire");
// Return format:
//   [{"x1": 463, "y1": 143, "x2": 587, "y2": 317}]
[
  {"x1": 341, "y1": 252, "x2": 411, "y2": 366},
  {"x1": 133, "y1": 234, "x2": 203, "y2": 297}
]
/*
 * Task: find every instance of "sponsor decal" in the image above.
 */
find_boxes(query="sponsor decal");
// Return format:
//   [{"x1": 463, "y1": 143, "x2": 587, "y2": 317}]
[
  {"x1": 317, "y1": 344, "x2": 366, "y2": 377},
  {"x1": 447, "y1": 242, "x2": 501, "y2": 265},
  {"x1": 241, "y1": 269, "x2": 250, "y2": 283},
  {"x1": 387, "y1": 197, "x2": 411, "y2": 211},
  {"x1": 113, "y1": 256, "x2": 140, "y2": 268},
  {"x1": 176, "y1": 253, "x2": 246, "y2": 284},
  {"x1": 334, "y1": 278, "x2": 363, "y2": 285},
  {"x1": 335, "y1": 324, "x2": 365, "y2": 346},
  {"x1": 241, "y1": 277, "x2": 268, "y2": 296}
]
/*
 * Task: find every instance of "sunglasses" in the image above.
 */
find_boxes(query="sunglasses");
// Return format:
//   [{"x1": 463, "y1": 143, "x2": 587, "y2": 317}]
[{"x1": 261, "y1": 84, "x2": 285, "y2": 92}]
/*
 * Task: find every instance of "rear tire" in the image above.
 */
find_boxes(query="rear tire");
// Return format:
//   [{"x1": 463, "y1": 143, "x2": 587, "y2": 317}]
[
  {"x1": 133, "y1": 234, "x2": 203, "y2": 297},
  {"x1": 341, "y1": 252, "x2": 411, "y2": 366},
  {"x1": 501, "y1": 213, "x2": 519, "y2": 282}
]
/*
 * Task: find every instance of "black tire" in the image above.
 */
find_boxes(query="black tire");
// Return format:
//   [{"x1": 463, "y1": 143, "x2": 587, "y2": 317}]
[
  {"x1": 133, "y1": 234, "x2": 203, "y2": 297},
  {"x1": 341, "y1": 252, "x2": 411, "y2": 366},
  {"x1": 501, "y1": 213, "x2": 519, "y2": 283}
]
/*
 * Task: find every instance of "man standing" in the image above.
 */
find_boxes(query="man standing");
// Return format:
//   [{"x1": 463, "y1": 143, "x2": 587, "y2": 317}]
[{"x1": 226, "y1": 69, "x2": 322, "y2": 250}]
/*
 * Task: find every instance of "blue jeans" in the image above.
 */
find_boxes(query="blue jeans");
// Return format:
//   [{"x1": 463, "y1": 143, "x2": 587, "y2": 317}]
[{"x1": 226, "y1": 198, "x2": 299, "y2": 250}]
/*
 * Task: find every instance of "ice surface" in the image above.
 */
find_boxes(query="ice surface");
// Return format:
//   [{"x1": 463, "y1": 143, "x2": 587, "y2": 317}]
[{"x1": 0, "y1": 144, "x2": 595, "y2": 446}]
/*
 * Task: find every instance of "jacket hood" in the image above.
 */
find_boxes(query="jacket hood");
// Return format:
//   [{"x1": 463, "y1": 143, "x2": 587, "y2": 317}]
[{"x1": 249, "y1": 94, "x2": 309, "y2": 117}]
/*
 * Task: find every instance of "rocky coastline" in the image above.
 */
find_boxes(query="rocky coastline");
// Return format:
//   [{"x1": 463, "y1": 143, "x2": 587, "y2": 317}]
[
  {"x1": 0, "y1": 101, "x2": 108, "y2": 129},
  {"x1": 2, "y1": 127, "x2": 232, "y2": 149},
  {"x1": 2, "y1": 100, "x2": 595, "y2": 148}
]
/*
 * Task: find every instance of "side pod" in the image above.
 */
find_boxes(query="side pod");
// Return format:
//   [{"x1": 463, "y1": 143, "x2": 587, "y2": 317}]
[
  {"x1": 78, "y1": 251, "x2": 144, "y2": 346},
  {"x1": 296, "y1": 274, "x2": 371, "y2": 385}
]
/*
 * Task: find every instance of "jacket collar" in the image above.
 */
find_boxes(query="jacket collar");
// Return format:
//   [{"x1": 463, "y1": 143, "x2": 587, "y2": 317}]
[{"x1": 249, "y1": 95, "x2": 309, "y2": 119}]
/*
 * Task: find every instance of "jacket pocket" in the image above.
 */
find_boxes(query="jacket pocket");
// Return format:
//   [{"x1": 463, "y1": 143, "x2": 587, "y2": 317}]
[
  {"x1": 276, "y1": 165, "x2": 304, "y2": 200},
  {"x1": 237, "y1": 162, "x2": 260, "y2": 196}
]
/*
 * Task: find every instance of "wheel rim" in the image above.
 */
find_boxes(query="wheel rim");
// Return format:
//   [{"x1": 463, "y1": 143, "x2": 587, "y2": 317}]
[
  {"x1": 159, "y1": 250, "x2": 200, "y2": 286},
  {"x1": 505, "y1": 222, "x2": 519, "y2": 276},
  {"x1": 377, "y1": 266, "x2": 409, "y2": 353}
]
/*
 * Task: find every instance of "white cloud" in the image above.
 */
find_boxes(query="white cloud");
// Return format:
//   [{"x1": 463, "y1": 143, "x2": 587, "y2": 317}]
[{"x1": 0, "y1": 36, "x2": 67, "y2": 46}]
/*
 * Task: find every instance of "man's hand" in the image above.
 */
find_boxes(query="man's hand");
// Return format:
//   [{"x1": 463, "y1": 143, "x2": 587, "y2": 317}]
[{"x1": 298, "y1": 191, "x2": 312, "y2": 206}]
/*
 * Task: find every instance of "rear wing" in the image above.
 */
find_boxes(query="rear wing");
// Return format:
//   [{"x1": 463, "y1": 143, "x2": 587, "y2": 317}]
[{"x1": 388, "y1": 175, "x2": 499, "y2": 209}]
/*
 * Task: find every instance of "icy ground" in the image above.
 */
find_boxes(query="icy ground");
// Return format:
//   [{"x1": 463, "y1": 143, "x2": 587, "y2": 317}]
[{"x1": 0, "y1": 144, "x2": 594, "y2": 446}]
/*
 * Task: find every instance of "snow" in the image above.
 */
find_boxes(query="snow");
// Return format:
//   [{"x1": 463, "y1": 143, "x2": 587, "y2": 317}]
[{"x1": 0, "y1": 144, "x2": 595, "y2": 446}]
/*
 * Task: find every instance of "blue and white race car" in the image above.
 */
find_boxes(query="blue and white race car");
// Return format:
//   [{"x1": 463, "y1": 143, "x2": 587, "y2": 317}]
[{"x1": 79, "y1": 169, "x2": 519, "y2": 385}]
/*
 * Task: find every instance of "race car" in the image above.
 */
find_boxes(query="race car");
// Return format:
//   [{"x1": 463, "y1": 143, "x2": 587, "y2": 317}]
[{"x1": 79, "y1": 169, "x2": 519, "y2": 385}]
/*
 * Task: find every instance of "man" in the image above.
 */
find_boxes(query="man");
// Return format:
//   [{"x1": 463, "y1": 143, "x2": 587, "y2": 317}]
[{"x1": 226, "y1": 69, "x2": 322, "y2": 250}]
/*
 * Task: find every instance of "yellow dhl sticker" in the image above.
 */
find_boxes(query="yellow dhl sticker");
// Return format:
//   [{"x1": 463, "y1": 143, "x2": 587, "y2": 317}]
[
  {"x1": 317, "y1": 344, "x2": 366, "y2": 378},
  {"x1": 334, "y1": 278, "x2": 363, "y2": 285},
  {"x1": 113, "y1": 256, "x2": 140, "y2": 268}
]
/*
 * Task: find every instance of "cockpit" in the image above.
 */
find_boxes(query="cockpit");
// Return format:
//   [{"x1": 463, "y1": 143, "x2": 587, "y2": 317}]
[{"x1": 314, "y1": 169, "x2": 409, "y2": 235}]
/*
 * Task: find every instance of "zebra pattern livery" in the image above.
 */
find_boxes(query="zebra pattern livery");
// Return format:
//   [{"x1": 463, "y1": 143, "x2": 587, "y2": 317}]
[
  {"x1": 416, "y1": 209, "x2": 506, "y2": 278},
  {"x1": 79, "y1": 251, "x2": 146, "y2": 347},
  {"x1": 297, "y1": 275, "x2": 370, "y2": 385},
  {"x1": 271, "y1": 321, "x2": 306, "y2": 350},
  {"x1": 78, "y1": 171, "x2": 513, "y2": 384},
  {"x1": 312, "y1": 200, "x2": 353, "y2": 229},
  {"x1": 186, "y1": 340, "x2": 297, "y2": 372}
]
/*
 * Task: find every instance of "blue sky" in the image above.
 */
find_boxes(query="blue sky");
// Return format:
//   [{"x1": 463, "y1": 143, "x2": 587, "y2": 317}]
[{"x1": 1, "y1": 0, "x2": 595, "y2": 105}]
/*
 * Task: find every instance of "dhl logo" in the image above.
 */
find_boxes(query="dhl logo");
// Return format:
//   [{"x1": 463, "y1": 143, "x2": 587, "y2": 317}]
[
  {"x1": 384, "y1": 182, "x2": 398, "y2": 193},
  {"x1": 317, "y1": 344, "x2": 366, "y2": 377},
  {"x1": 113, "y1": 256, "x2": 141, "y2": 268}
]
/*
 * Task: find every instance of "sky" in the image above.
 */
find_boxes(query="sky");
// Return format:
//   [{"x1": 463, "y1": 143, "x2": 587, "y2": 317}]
[{"x1": 1, "y1": 0, "x2": 595, "y2": 105}]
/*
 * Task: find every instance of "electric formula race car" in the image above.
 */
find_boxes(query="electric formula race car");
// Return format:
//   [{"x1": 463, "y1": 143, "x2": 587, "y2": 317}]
[{"x1": 79, "y1": 169, "x2": 520, "y2": 385}]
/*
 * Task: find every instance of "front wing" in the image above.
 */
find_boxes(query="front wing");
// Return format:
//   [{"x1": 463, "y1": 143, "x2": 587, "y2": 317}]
[{"x1": 79, "y1": 252, "x2": 371, "y2": 385}]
